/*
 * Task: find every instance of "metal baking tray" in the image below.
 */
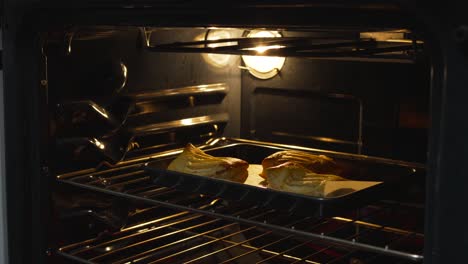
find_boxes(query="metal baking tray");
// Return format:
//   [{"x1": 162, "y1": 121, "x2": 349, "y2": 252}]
[{"x1": 144, "y1": 138, "x2": 424, "y2": 216}]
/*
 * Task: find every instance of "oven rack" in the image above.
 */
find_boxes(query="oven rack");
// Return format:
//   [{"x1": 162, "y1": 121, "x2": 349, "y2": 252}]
[
  {"x1": 56, "y1": 192, "x2": 422, "y2": 264},
  {"x1": 57, "y1": 156, "x2": 424, "y2": 263}
]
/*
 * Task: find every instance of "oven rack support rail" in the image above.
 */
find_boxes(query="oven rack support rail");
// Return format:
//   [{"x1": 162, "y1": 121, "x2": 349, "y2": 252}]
[{"x1": 56, "y1": 141, "x2": 424, "y2": 263}]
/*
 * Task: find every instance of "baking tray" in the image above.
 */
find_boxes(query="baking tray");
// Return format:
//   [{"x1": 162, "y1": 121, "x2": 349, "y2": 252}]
[{"x1": 144, "y1": 139, "x2": 423, "y2": 216}]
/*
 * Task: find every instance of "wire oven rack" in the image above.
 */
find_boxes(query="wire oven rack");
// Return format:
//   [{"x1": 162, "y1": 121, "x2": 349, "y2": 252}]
[{"x1": 56, "y1": 149, "x2": 424, "y2": 263}]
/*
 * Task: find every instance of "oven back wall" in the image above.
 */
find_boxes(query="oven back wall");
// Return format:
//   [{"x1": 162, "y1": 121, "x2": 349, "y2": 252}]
[
  {"x1": 47, "y1": 28, "x2": 242, "y2": 138},
  {"x1": 47, "y1": 27, "x2": 429, "y2": 164},
  {"x1": 47, "y1": 28, "x2": 243, "y2": 171},
  {"x1": 241, "y1": 56, "x2": 429, "y2": 163}
]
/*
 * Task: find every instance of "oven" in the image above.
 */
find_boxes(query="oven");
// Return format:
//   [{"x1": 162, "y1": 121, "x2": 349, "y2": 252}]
[{"x1": 1, "y1": 1, "x2": 467, "y2": 263}]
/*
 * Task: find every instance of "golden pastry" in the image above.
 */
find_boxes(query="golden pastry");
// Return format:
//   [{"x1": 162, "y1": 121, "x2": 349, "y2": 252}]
[
  {"x1": 265, "y1": 162, "x2": 345, "y2": 196},
  {"x1": 260, "y1": 150, "x2": 341, "y2": 178},
  {"x1": 168, "y1": 143, "x2": 249, "y2": 183}
]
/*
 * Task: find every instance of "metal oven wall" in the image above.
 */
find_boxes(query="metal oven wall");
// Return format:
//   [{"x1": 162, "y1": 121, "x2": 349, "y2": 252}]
[
  {"x1": 46, "y1": 28, "x2": 242, "y2": 138},
  {"x1": 241, "y1": 56, "x2": 429, "y2": 163},
  {"x1": 46, "y1": 26, "x2": 430, "y2": 165}
]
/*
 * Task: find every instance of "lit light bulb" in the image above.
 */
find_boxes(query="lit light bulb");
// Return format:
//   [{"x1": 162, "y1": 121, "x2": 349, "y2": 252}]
[{"x1": 241, "y1": 30, "x2": 285, "y2": 79}]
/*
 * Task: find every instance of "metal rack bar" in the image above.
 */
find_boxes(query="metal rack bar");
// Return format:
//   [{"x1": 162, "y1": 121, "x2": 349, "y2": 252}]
[
  {"x1": 54, "y1": 197, "x2": 424, "y2": 263},
  {"x1": 218, "y1": 235, "x2": 295, "y2": 264},
  {"x1": 128, "y1": 186, "x2": 172, "y2": 196},
  {"x1": 55, "y1": 251, "x2": 95, "y2": 264},
  {"x1": 57, "y1": 137, "x2": 425, "y2": 178},
  {"x1": 325, "y1": 229, "x2": 390, "y2": 263},
  {"x1": 256, "y1": 209, "x2": 390, "y2": 264},
  {"x1": 89, "y1": 218, "x2": 224, "y2": 262},
  {"x1": 224, "y1": 138, "x2": 425, "y2": 169},
  {"x1": 59, "y1": 198, "x2": 221, "y2": 253},
  {"x1": 147, "y1": 226, "x2": 258, "y2": 264},
  {"x1": 57, "y1": 162, "x2": 144, "y2": 180},
  {"x1": 252, "y1": 219, "x2": 341, "y2": 264},
  {"x1": 59, "y1": 174, "x2": 423, "y2": 262},
  {"x1": 331, "y1": 216, "x2": 424, "y2": 237},
  {"x1": 319, "y1": 220, "x2": 421, "y2": 263},
  {"x1": 112, "y1": 209, "x2": 275, "y2": 264},
  {"x1": 268, "y1": 239, "x2": 325, "y2": 264},
  {"x1": 104, "y1": 176, "x2": 150, "y2": 189},
  {"x1": 180, "y1": 215, "x2": 314, "y2": 264},
  {"x1": 132, "y1": 113, "x2": 229, "y2": 135},
  {"x1": 125, "y1": 83, "x2": 229, "y2": 100},
  {"x1": 71, "y1": 214, "x2": 206, "y2": 255},
  {"x1": 361, "y1": 231, "x2": 421, "y2": 264},
  {"x1": 291, "y1": 228, "x2": 393, "y2": 264},
  {"x1": 56, "y1": 138, "x2": 424, "y2": 263},
  {"x1": 85, "y1": 170, "x2": 146, "y2": 186},
  {"x1": 184, "y1": 231, "x2": 278, "y2": 264},
  {"x1": 179, "y1": 229, "x2": 320, "y2": 264}
]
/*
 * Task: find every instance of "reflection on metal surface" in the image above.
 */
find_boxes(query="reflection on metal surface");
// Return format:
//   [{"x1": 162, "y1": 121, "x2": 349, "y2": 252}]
[
  {"x1": 140, "y1": 27, "x2": 152, "y2": 48},
  {"x1": 56, "y1": 99, "x2": 134, "y2": 138},
  {"x1": 252, "y1": 87, "x2": 364, "y2": 154},
  {"x1": 127, "y1": 83, "x2": 228, "y2": 100},
  {"x1": 90, "y1": 138, "x2": 106, "y2": 150},
  {"x1": 180, "y1": 118, "x2": 194, "y2": 126},
  {"x1": 272, "y1": 131, "x2": 358, "y2": 146},
  {"x1": 227, "y1": 138, "x2": 426, "y2": 169},
  {"x1": 188, "y1": 96, "x2": 195, "y2": 107},
  {"x1": 133, "y1": 113, "x2": 229, "y2": 135},
  {"x1": 332, "y1": 217, "x2": 424, "y2": 237},
  {"x1": 66, "y1": 32, "x2": 74, "y2": 55},
  {"x1": 117, "y1": 61, "x2": 128, "y2": 93},
  {"x1": 243, "y1": 44, "x2": 285, "y2": 53},
  {"x1": 90, "y1": 103, "x2": 109, "y2": 119},
  {"x1": 360, "y1": 30, "x2": 423, "y2": 44}
]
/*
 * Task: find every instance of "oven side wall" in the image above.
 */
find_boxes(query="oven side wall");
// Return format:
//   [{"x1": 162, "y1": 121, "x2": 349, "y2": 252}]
[
  {"x1": 423, "y1": 2, "x2": 468, "y2": 263},
  {"x1": 3, "y1": 0, "x2": 48, "y2": 263},
  {"x1": 0, "y1": 28, "x2": 9, "y2": 264}
]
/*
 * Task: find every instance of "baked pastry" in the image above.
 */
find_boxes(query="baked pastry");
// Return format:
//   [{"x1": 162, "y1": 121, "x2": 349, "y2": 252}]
[
  {"x1": 265, "y1": 162, "x2": 345, "y2": 196},
  {"x1": 260, "y1": 150, "x2": 341, "y2": 178},
  {"x1": 168, "y1": 143, "x2": 249, "y2": 183}
]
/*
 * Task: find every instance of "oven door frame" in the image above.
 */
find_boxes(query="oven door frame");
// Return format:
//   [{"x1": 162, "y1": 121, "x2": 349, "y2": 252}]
[{"x1": 3, "y1": 1, "x2": 468, "y2": 263}]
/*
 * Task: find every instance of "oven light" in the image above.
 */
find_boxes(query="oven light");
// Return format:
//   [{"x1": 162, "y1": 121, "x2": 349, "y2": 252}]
[
  {"x1": 241, "y1": 30, "x2": 285, "y2": 79},
  {"x1": 201, "y1": 30, "x2": 237, "y2": 68}
]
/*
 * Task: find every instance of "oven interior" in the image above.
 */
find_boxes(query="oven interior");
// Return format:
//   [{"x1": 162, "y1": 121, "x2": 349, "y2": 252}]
[{"x1": 43, "y1": 22, "x2": 429, "y2": 264}]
